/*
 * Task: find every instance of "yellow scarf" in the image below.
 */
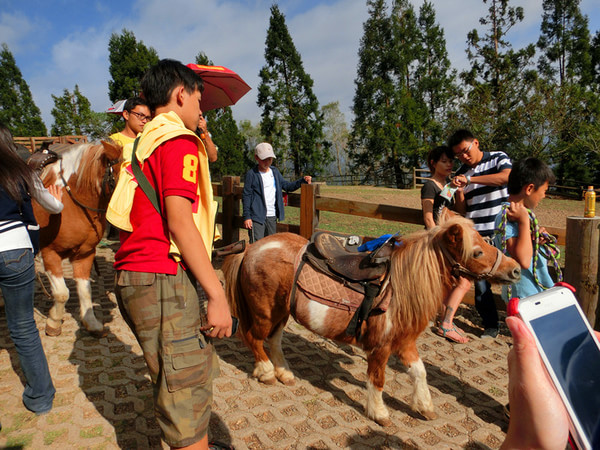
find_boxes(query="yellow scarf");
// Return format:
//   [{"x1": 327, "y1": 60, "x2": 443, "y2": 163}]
[{"x1": 107, "y1": 111, "x2": 219, "y2": 261}]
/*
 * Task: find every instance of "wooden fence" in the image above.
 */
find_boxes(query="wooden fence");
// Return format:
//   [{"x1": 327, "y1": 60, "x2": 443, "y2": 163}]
[
  {"x1": 215, "y1": 176, "x2": 600, "y2": 328},
  {"x1": 14, "y1": 135, "x2": 88, "y2": 153}
]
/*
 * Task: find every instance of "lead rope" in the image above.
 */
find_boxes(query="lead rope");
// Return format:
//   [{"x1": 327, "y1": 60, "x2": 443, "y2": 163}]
[{"x1": 496, "y1": 204, "x2": 562, "y2": 297}]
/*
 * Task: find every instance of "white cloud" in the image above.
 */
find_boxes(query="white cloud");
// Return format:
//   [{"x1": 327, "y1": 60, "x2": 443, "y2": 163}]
[{"x1": 0, "y1": 11, "x2": 38, "y2": 53}]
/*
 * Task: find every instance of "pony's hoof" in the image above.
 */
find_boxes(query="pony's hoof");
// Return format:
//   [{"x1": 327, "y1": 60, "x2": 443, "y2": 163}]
[
  {"x1": 375, "y1": 416, "x2": 392, "y2": 427},
  {"x1": 259, "y1": 376, "x2": 277, "y2": 385},
  {"x1": 420, "y1": 410, "x2": 437, "y2": 421},
  {"x1": 87, "y1": 327, "x2": 108, "y2": 338},
  {"x1": 281, "y1": 377, "x2": 295, "y2": 386},
  {"x1": 45, "y1": 324, "x2": 62, "y2": 337}
]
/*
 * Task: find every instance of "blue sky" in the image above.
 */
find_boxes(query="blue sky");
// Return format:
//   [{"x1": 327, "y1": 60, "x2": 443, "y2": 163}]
[{"x1": 1, "y1": 0, "x2": 598, "y2": 132}]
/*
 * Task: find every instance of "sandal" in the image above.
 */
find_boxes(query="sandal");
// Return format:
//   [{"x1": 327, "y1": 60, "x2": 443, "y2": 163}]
[{"x1": 436, "y1": 324, "x2": 469, "y2": 344}]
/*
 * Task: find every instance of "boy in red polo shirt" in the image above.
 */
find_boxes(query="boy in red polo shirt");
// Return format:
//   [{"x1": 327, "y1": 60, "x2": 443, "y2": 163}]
[{"x1": 109, "y1": 59, "x2": 232, "y2": 450}]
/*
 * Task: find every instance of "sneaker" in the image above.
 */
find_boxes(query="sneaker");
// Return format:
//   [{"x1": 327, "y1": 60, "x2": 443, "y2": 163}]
[{"x1": 481, "y1": 327, "x2": 499, "y2": 339}]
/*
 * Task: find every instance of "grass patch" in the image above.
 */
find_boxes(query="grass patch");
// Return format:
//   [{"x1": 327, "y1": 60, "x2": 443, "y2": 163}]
[
  {"x1": 6, "y1": 433, "x2": 34, "y2": 447},
  {"x1": 44, "y1": 428, "x2": 67, "y2": 445},
  {"x1": 1, "y1": 412, "x2": 37, "y2": 433},
  {"x1": 80, "y1": 425, "x2": 104, "y2": 439}
]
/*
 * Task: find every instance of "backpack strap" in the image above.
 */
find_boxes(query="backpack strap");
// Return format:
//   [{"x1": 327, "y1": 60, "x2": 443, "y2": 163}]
[{"x1": 130, "y1": 137, "x2": 162, "y2": 215}]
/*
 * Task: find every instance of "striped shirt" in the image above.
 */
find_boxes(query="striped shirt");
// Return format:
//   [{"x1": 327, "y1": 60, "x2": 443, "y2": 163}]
[{"x1": 456, "y1": 151, "x2": 512, "y2": 236}]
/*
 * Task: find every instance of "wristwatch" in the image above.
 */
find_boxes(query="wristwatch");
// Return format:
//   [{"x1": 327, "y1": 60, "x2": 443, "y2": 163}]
[{"x1": 465, "y1": 175, "x2": 471, "y2": 186}]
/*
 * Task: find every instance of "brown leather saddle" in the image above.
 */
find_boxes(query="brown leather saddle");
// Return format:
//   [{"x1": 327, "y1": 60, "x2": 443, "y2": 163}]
[
  {"x1": 296, "y1": 231, "x2": 399, "y2": 339},
  {"x1": 213, "y1": 240, "x2": 246, "y2": 258}
]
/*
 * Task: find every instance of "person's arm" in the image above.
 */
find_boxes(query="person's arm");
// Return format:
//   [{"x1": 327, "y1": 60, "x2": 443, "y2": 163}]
[
  {"x1": 421, "y1": 199, "x2": 436, "y2": 230},
  {"x1": 455, "y1": 168, "x2": 511, "y2": 187},
  {"x1": 31, "y1": 177, "x2": 63, "y2": 214},
  {"x1": 197, "y1": 115, "x2": 217, "y2": 163},
  {"x1": 242, "y1": 170, "x2": 254, "y2": 229},
  {"x1": 165, "y1": 195, "x2": 232, "y2": 339},
  {"x1": 453, "y1": 188, "x2": 466, "y2": 215},
  {"x1": 505, "y1": 202, "x2": 533, "y2": 269},
  {"x1": 501, "y1": 316, "x2": 570, "y2": 450}
]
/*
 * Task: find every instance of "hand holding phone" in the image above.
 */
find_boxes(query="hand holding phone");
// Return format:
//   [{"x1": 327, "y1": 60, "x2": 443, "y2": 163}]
[{"x1": 508, "y1": 286, "x2": 600, "y2": 450}]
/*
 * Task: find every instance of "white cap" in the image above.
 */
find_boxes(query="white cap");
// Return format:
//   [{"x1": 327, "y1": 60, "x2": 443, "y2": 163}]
[{"x1": 255, "y1": 142, "x2": 276, "y2": 160}]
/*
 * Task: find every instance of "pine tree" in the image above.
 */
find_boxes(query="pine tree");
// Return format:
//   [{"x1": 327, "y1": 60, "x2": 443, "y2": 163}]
[
  {"x1": 414, "y1": 1, "x2": 458, "y2": 146},
  {"x1": 257, "y1": 4, "x2": 330, "y2": 177},
  {"x1": 51, "y1": 85, "x2": 110, "y2": 139},
  {"x1": 194, "y1": 52, "x2": 248, "y2": 179},
  {"x1": 460, "y1": 0, "x2": 535, "y2": 154},
  {"x1": 0, "y1": 43, "x2": 47, "y2": 136},
  {"x1": 108, "y1": 29, "x2": 159, "y2": 103},
  {"x1": 537, "y1": 0, "x2": 593, "y2": 86}
]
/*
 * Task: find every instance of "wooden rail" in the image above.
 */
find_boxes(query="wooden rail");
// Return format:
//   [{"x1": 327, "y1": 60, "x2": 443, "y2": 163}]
[{"x1": 14, "y1": 135, "x2": 88, "y2": 152}]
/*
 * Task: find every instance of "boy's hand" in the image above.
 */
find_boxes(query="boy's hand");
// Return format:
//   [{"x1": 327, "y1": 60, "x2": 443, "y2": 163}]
[
  {"x1": 304, "y1": 175, "x2": 312, "y2": 184},
  {"x1": 243, "y1": 219, "x2": 252, "y2": 229},
  {"x1": 506, "y1": 202, "x2": 529, "y2": 225},
  {"x1": 452, "y1": 175, "x2": 468, "y2": 188},
  {"x1": 202, "y1": 293, "x2": 232, "y2": 339}
]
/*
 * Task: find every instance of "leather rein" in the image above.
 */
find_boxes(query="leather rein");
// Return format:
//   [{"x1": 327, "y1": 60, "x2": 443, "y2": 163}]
[{"x1": 439, "y1": 243, "x2": 503, "y2": 280}]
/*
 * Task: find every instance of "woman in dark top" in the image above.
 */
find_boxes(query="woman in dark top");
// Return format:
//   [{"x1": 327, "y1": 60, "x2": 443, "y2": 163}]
[{"x1": 421, "y1": 146, "x2": 470, "y2": 343}]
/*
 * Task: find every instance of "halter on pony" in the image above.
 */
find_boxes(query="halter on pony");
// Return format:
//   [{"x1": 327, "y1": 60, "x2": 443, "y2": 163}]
[{"x1": 495, "y1": 204, "x2": 562, "y2": 295}]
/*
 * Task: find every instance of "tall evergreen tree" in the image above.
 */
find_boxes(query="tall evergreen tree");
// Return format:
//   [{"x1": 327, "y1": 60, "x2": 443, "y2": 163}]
[
  {"x1": 257, "y1": 4, "x2": 330, "y2": 177},
  {"x1": 537, "y1": 0, "x2": 593, "y2": 86},
  {"x1": 414, "y1": 1, "x2": 458, "y2": 146},
  {"x1": 0, "y1": 43, "x2": 47, "y2": 136},
  {"x1": 460, "y1": 0, "x2": 535, "y2": 154},
  {"x1": 51, "y1": 85, "x2": 110, "y2": 139},
  {"x1": 194, "y1": 52, "x2": 248, "y2": 179},
  {"x1": 321, "y1": 101, "x2": 349, "y2": 177},
  {"x1": 108, "y1": 29, "x2": 159, "y2": 103}
]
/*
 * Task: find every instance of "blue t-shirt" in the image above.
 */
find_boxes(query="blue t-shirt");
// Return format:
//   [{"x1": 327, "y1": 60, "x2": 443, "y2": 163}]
[{"x1": 494, "y1": 209, "x2": 554, "y2": 299}]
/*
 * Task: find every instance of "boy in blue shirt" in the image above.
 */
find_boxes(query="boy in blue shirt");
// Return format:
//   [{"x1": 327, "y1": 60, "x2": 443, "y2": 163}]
[{"x1": 494, "y1": 158, "x2": 557, "y2": 299}]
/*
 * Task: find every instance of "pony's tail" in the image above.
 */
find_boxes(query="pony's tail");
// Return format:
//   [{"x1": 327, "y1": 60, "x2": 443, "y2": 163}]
[{"x1": 222, "y1": 251, "x2": 249, "y2": 337}]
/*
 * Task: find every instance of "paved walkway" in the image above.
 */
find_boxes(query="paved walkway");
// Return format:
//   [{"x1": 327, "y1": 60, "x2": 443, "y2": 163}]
[{"x1": 0, "y1": 246, "x2": 513, "y2": 449}]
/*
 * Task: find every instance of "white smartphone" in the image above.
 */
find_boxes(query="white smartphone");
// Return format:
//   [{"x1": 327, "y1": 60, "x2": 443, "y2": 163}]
[{"x1": 509, "y1": 286, "x2": 600, "y2": 450}]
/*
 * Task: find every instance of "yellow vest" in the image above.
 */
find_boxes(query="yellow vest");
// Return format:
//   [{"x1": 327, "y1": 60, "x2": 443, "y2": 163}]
[{"x1": 107, "y1": 111, "x2": 219, "y2": 261}]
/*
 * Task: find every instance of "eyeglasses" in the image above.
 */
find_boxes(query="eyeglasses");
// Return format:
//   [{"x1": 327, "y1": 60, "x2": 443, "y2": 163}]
[
  {"x1": 454, "y1": 140, "x2": 474, "y2": 157},
  {"x1": 129, "y1": 111, "x2": 152, "y2": 122}
]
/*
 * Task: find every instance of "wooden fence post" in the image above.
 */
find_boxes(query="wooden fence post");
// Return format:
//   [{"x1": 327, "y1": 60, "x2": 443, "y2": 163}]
[
  {"x1": 300, "y1": 183, "x2": 319, "y2": 239},
  {"x1": 221, "y1": 176, "x2": 240, "y2": 245},
  {"x1": 564, "y1": 216, "x2": 600, "y2": 330}
]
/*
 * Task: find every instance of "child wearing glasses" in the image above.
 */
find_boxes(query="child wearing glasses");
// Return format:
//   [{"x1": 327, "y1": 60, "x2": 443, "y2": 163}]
[{"x1": 109, "y1": 96, "x2": 151, "y2": 148}]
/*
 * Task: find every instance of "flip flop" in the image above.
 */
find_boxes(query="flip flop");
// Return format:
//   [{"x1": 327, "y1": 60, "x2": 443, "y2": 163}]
[
  {"x1": 436, "y1": 324, "x2": 469, "y2": 344},
  {"x1": 209, "y1": 441, "x2": 235, "y2": 450}
]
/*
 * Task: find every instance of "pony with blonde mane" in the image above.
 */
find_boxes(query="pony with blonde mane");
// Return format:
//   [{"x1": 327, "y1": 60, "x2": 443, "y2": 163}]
[
  {"x1": 33, "y1": 141, "x2": 121, "y2": 337},
  {"x1": 222, "y1": 214, "x2": 521, "y2": 425}
]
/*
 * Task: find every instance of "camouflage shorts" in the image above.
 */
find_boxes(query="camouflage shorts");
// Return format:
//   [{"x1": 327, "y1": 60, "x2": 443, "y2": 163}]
[{"x1": 115, "y1": 266, "x2": 220, "y2": 447}]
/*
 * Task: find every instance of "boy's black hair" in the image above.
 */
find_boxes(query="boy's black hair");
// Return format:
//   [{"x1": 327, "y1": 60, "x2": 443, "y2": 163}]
[
  {"x1": 507, "y1": 157, "x2": 555, "y2": 195},
  {"x1": 124, "y1": 96, "x2": 148, "y2": 113},
  {"x1": 140, "y1": 59, "x2": 204, "y2": 112},
  {"x1": 426, "y1": 146, "x2": 453, "y2": 172},
  {"x1": 447, "y1": 129, "x2": 474, "y2": 149}
]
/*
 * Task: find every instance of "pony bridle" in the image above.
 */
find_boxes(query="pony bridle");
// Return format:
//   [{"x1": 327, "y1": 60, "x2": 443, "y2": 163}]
[
  {"x1": 440, "y1": 244, "x2": 503, "y2": 280},
  {"x1": 59, "y1": 157, "x2": 121, "y2": 214}
]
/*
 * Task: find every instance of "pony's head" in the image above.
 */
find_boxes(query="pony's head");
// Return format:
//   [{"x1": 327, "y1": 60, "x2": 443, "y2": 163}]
[{"x1": 434, "y1": 214, "x2": 521, "y2": 284}]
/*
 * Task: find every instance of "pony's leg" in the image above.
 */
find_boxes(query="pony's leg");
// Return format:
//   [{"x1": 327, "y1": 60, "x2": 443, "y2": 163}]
[
  {"x1": 72, "y1": 255, "x2": 107, "y2": 338},
  {"x1": 246, "y1": 329, "x2": 277, "y2": 385},
  {"x1": 365, "y1": 347, "x2": 392, "y2": 426},
  {"x1": 266, "y1": 320, "x2": 294, "y2": 386},
  {"x1": 43, "y1": 252, "x2": 69, "y2": 336},
  {"x1": 399, "y1": 342, "x2": 436, "y2": 420}
]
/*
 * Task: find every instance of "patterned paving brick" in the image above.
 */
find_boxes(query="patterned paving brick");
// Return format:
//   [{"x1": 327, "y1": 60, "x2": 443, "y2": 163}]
[{"x1": 0, "y1": 245, "x2": 514, "y2": 449}]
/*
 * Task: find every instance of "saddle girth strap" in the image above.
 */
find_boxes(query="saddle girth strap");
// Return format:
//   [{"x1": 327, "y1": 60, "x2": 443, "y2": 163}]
[
  {"x1": 289, "y1": 243, "x2": 310, "y2": 320},
  {"x1": 345, "y1": 281, "x2": 381, "y2": 340}
]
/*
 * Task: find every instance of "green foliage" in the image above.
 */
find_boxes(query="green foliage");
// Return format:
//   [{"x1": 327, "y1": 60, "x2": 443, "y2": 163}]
[
  {"x1": 257, "y1": 4, "x2": 330, "y2": 177},
  {"x1": 194, "y1": 52, "x2": 249, "y2": 178},
  {"x1": 0, "y1": 43, "x2": 47, "y2": 136},
  {"x1": 322, "y1": 101, "x2": 349, "y2": 177},
  {"x1": 538, "y1": 0, "x2": 592, "y2": 85},
  {"x1": 51, "y1": 85, "x2": 111, "y2": 139},
  {"x1": 108, "y1": 29, "x2": 159, "y2": 103}
]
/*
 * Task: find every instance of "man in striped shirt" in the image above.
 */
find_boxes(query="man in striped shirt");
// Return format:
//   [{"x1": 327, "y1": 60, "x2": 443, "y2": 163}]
[{"x1": 449, "y1": 129, "x2": 512, "y2": 339}]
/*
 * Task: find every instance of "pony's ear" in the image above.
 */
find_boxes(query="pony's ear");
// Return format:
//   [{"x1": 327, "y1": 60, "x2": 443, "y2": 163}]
[
  {"x1": 443, "y1": 223, "x2": 464, "y2": 247},
  {"x1": 101, "y1": 140, "x2": 122, "y2": 161},
  {"x1": 438, "y1": 208, "x2": 456, "y2": 225}
]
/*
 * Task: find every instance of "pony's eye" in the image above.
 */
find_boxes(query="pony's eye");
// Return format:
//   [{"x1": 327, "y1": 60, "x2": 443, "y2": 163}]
[{"x1": 473, "y1": 249, "x2": 483, "y2": 258}]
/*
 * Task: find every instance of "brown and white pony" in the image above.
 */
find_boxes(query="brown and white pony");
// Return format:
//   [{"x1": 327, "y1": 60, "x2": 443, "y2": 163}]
[
  {"x1": 33, "y1": 141, "x2": 121, "y2": 337},
  {"x1": 222, "y1": 215, "x2": 521, "y2": 425}
]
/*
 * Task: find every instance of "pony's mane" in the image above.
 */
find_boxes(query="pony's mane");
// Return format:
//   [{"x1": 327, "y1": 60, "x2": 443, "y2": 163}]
[
  {"x1": 387, "y1": 215, "x2": 476, "y2": 332},
  {"x1": 44, "y1": 143, "x2": 107, "y2": 194}
]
